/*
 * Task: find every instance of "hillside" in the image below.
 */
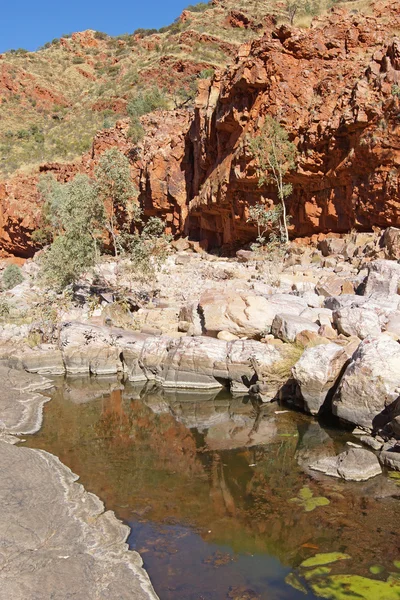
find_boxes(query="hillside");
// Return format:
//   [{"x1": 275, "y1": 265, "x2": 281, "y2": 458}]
[
  {"x1": 0, "y1": 0, "x2": 329, "y2": 176},
  {"x1": 1, "y1": 0, "x2": 400, "y2": 256}
]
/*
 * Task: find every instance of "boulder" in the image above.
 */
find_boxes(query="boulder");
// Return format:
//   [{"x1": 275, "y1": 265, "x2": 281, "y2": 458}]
[
  {"x1": 379, "y1": 448, "x2": 400, "y2": 471},
  {"x1": 7, "y1": 346, "x2": 65, "y2": 375},
  {"x1": 363, "y1": 259, "x2": 400, "y2": 298},
  {"x1": 381, "y1": 227, "x2": 400, "y2": 259},
  {"x1": 292, "y1": 343, "x2": 349, "y2": 415},
  {"x1": 309, "y1": 446, "x2": 382, "y2": 481},
  {"x1": 333, "y1": 307, "x2": 381, "y2": 339},
  {"x1": 271, "y1": 313, "x2": 319, "y2": 343},
  {"x1": 332, "y1": 335, "x2": 400, "y2": 428},
  {"x1": 198, "y1": 290, "x2": 307, "y2": 337},
  {"x1": 315, "y1": 275, "x2": 354, "y2": 297},
  {"x1": 385, "y1": 312, "x2": 400, "y2": 338},
  {"x1": 302, "y1": 291, "x2": 324, "y2": 308},
  {"x1": 318, "y1": 238, "x2": 346, "y2": 257}
]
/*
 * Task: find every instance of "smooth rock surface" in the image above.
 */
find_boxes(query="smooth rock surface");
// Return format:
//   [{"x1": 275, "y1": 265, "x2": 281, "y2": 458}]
[
  {"x1": 333, "y1": 306, "x2": 381, "y2": 339},
  {"x1": 271, "y1": 313, "x2": 319, "y2": 343},
  {"x1": 0, "y1": 441, "x2": 159, "y2": 600},
  {"x1": 292, "y1": 343, "x2": 349, "y2": 415},
  {"x1": 309, "y1": 447, "x2": 382, "y2": 481},
  {"x1": 332, "y1": 335, "x2": 400, "y2": 428}
]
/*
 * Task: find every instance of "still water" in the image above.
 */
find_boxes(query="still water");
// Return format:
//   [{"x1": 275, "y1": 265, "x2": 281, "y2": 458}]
[{"x1": 24, "y1": 377, "x2": 400, "y2": 600}]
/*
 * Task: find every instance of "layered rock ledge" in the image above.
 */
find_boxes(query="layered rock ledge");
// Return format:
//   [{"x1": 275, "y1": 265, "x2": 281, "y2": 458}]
[{"x1": 0, "y1": 367, "x2": 159, "y2": 600}]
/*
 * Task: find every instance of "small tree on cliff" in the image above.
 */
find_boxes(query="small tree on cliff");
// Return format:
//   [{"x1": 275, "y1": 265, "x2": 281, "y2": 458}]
[
  {"x1": 95, "y1": 148, "x2": 140, "y2": 256},
  {"x1": 248, "y1": 117, "x2": 297, "y2": 244}
]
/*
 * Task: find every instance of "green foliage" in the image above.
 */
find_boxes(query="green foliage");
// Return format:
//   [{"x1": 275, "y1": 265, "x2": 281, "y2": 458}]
[
  {"x1": 392, "y1": 84, "x2": 400, "y2": 98},
  {"x1": 133, "y1": 28, "x2": 158, "y2": 37},
  {"x1": 198, "y1": 68, "x2": 215, "y2": 79},
  {"x1": 95, "y1": 148, "x2": 140, "y2": 256},
  {"x1": 127, "y1": 119, "x2": 145, "y2": 144},
  {"x1": 2, "y1": 264, "x2": 24, "y2": 290},
  {"x1": 247, "y1": 203, "x2": 285, "y2": 251},
  {"x1": 94, "y1": 31, "x2": 109, "y2": 40},
  {"x1": 289, "y1": 486, "x2": 330, "y2": 512},
  {"x1": 127, "y1": 87, "x2": 168, "y2": 118},
  {"x1": 127, "y1": 88, "x2": 168, "y2": 146},
  {"x1": 118, "y1": 217, "x2": 171, "y2": 281},
  {"x1": 0, "y1": 297, "x2": 11, "y2": 318},
  {"x1": 185, "y1": 2, "x2": 210, "y2": 12},
  {"x1": 41, "y1": 233, "x2": 98, "y2": 290},
  {"x1": 38, "y1": 174, "x2": 104, "y2": 289},
  {"x1": 248, "y1": 117, "x2": 298, "y2": 243}
]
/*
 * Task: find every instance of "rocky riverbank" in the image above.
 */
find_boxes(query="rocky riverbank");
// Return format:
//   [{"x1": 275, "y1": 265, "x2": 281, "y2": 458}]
[
  {"x1": 1, "y1": 227, "x2": 400, "y2": 481},
  {"x1": 0, "y1": 366, "x2": 159, "y2": 600}
]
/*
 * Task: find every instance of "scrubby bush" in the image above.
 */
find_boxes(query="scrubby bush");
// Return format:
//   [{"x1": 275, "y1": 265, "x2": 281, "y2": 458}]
[
  {"x1": 38, "y1": 174, "x2": 104, "y2": 290},
  {"x1": 2, "y1": 264, "x2": 24, "y2": 290},
  {"x1": 127, "y1": 87, "x2": 168, "y2": 118},
  {"x1": 185, "y1": 2, "x2": 210, "y2": 13},
  {"x1": 248, "y1": 117, "x2": 298, "y2": 243},
  {"x1": 119, "y1": 217, "x2": 171, "y2": 281},
  {"x1": 94, "y1": 31, "x2": 109, "y2": 40},
  {"x1": 95, "y1": 148, "x2": 140, "y2": 256},
  {"x1": 127, "y1": 88, "x2": 168, "y2": 145}
]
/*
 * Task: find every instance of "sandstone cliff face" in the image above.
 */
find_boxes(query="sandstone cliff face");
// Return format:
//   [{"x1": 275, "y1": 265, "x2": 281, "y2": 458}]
[
  {"x1": 188, "y1": 3, "x2": 400, "y2": 246},
  {"x1": 1, "y1": 2, "x2": 400, "y2": 255}
]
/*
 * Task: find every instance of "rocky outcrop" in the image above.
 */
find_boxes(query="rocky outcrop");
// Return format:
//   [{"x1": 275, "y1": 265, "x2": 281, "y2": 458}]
[
  {"x1": 2, "y1": 5, "x2": 400, "y2": 255},
  {"x1": 189, "y1": 6, "x2": 400, "y2": 247},
  {"x1": 56, "y1": 322, "x2": 294, "y2": 396}
]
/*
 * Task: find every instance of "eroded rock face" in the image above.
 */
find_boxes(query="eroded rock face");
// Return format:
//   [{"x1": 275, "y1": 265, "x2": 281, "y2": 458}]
[
  {"x1": 332, "y1": 335, "x2": 400, "y2": 429},
  {"x1": 188, "y1": 7, "x2": 400, "y2": 247},
  {"x1": 58, "y1": 321, "x2": 290, "y2": 393},
  {"x1": 2, "y1": 7, "x2": 400, "y2": 254}
]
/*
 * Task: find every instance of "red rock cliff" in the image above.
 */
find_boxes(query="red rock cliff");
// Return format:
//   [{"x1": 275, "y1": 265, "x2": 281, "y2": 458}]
[{"x1": 1, "y1": 2, "x2": 400, "y2": 255}]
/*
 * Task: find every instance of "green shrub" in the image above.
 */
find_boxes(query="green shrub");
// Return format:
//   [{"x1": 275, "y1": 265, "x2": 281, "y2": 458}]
[
  {"x1": 127, "y1": 87, "x2": 168, "y2": 118},
  {"x1": 198, "y1": 68, "x2": 215, "y2": 79},
  {"x1": 94, "y1": 31, "x2": 109, "y2": 40},
  {"x1": 2, "y1": 264, "x2": 24, "y2": 290},
  {"x1": 127, "y1": 119, "x2": 145, "y2": 143},
  {"x1": 38, "y1": 174, "x2": 105, "y2": 290},
  {"x1": 184, "y1": 2, "x2": 210, "y2": 12}
]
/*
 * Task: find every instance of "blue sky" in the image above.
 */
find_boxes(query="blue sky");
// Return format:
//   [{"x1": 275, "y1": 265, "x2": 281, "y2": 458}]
[{"x1": 1, "y1": 0, "x2": 197, "y2": 52}]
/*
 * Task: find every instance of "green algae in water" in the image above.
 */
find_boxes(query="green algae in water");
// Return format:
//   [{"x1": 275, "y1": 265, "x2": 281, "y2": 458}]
[
  {"x1": 304, "y1": 567, "x2": 332, "y2": 580},
  {"x1": 311, "y1": 574, "x2": 400, "y2": 600},
  {"x1": 301, "y1": 553, "x2": 351, "y2": 568},
  {"x1": 290, "y1": 486, "x2": 330, "y2": 512},
  {"x1": 285, "y1": 572, "x2": 307, "y2": 594},
  {"x1": 388, "y1": 473, "x2": 400, "y2": 486},
  {"x1": 369, "y1": 565, "x2": 384, "y2": 575}
]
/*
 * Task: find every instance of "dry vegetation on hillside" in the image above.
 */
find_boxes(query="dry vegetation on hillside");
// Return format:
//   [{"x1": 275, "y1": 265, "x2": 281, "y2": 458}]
[{"x1": 0, "y1": 0, "x2": 371, "y2": 176}]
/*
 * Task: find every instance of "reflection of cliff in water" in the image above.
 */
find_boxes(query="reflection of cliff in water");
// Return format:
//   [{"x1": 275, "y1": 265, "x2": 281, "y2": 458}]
[{"x1": 26, "y1": 377, "x2": 400, "y2": 578}]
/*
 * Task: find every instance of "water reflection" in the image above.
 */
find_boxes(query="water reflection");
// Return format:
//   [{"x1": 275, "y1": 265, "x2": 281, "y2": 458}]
[{"x1": 24, "y1": 377, "x2": 400, "y2": 600}]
